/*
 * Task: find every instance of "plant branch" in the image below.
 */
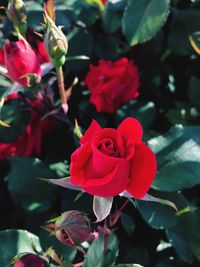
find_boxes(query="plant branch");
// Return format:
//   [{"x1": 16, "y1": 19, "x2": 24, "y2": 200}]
[{"x1": 56, "y1": 66, "x2": 67, "y2": 108}]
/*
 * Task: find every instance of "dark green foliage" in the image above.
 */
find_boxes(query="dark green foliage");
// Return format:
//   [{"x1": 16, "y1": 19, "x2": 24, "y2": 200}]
[{"x1": 0, "y1": 0, "x2": 200, "y2": 266}]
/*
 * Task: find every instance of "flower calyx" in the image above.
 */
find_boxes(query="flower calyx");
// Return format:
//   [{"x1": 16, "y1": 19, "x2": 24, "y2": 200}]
[
  {"x1": 43, "y1": 0, "x2": 68, "y2": 68},
  {"x1": 7, "y1": 0, "x2": 27, "y2": 36}
]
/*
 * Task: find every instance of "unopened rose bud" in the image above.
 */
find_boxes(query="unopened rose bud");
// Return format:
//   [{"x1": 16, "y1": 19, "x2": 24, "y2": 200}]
[
  {"x1": 43, "y1": 1, "x2": 68, "y2": 68},
  {"x1": 44, "y1": 25, "x2": 68, "y2": 68},
  {"x1": 53, "y1": 210, "x2": 91, "y2": 246},
  {"x1": 2, "y1": 39, "x2": 42, "y2": 86},
  {"x1": 7, "y1": 0, "x2": 27, "y2": 35},
  {"x1": 13, "y1": 253, "x2": 48, "y2": 267}
]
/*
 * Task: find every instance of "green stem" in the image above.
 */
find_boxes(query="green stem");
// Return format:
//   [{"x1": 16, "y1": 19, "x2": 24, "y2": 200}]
[
  {"x1": 56, "y1": 66, "x2": 66, "y2": 106},
  {"x1": 14, "y1": 25, "x2": 26, "y2": 40}
]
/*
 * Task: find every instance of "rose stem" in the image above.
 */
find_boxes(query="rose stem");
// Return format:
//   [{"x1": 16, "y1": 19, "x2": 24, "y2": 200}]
[
  {"x1": 76, "y1": 245, "x2": 86, "y2": 255},
  {"x1": 110, "y1": 199, "x2": 129, "y2": 227},
  {"x1": 56, "y1": 66, "x2": 67, "y2": 108},
  {"x1": 104, "y1": 200, "x2": 129, "y2": 254},
  {"x1": 14, "y1": 25, "x2": 26, "y2": 41},
  {"x1": 118, "y1": 199, "x2": 129, "y2": 213}
]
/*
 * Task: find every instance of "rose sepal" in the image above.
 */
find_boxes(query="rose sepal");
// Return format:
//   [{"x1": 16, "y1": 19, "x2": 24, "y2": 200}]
[
  {"x1": 45, "y1": 177, "x2": 178, "y2": 213},
  {"x1": 120, "y1": 191, "x2": 178, "y2": 212},
  {"x1": 93, "y1": 196, "x2": 113, "y2": 222}
]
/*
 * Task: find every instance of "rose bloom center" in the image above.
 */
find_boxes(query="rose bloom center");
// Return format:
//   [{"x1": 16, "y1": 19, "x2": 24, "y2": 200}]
[{"x1": 98, "y1": 138, "x2": 119, "y2": 157}]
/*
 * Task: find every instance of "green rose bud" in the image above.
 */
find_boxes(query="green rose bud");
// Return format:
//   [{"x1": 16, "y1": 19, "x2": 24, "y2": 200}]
[
  {"x1": 55, "y1": 210, "x2": 91, "y2": 246},
  {"x1": 45, "y1": 210, "x2": 91, "y2": 247},
  {"x1": 44, "y1": 23, "x2": 68, "y2": 68},
  {"x1": 12, "y1": 253, "x2": 48, "y2": 267},
  {"x1": 7, "y1": 0, "x2": 27, "y2": 35},
  {"x1": 43, "y1": 1, "x2": 68, "y2": 68}
]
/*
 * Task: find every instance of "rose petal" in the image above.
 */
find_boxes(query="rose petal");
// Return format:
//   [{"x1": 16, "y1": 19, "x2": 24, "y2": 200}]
[
  {"x1": 92, "y1": 128, "x2": 125, "y2": 158},
  {"x1": 85, "y1": 58, "x2": 140, "y2": 113},
  {"x1": 23, "y1": 133, "x2": 34, "y2": 156},
  {"x1": 118, "y1": 117, "x2": 143, "y2": 143},
  {"x1": 83, "y1": 159, "x2": 130, "y2": 197},
  {"x1": 90, "y1": 93, "x2": 115, "y2": 113},
  {"x1": 80, "y1": 120, "x2": 101, "y2": 144},
  {"x1": 0, "y1": 47, "x2": 4, "y2": 65},
  {"x1": 127, "y1": 142, "x2": 157, "y2": 199},
  {"x1": 4, "y1": 40, "x2": 42, "y2": 86},
  {"x1": 70, "y1": 144, "x2": 92, "y2": 185},
  {"x1": 85, "y1": 146, "x2": 122, "y2": 179}
]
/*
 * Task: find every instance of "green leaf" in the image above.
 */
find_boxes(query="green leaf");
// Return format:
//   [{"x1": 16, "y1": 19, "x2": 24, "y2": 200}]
[
  {"x1": 136, "y1": 192, "x2": 188, "y2": 229},
  {"x1": 63, "y1": 0, "x2": 100, "y2": 26},
  {"x1": 0, "y1": 99, "x2": 30, "y2": 142},
  {"x1": 155, "y1": 259, "x2": 190, "y2": 267},
  {"x1": 1, "y1": 83, "x2": 25, "y2": 100},
  {"x1": 94, "y1": 36, "x2": 121, "y2": 60},
  {"x1": 166, "y1": 224, "x2": 193, "y2": 263},
  {"x1": 122, "y1": 0, "x2": 170, "y2": 46},
  {"x1": 49, "y1": 161, "x2": 69, "y2": 178},
  {"x1": 120, "y1": 247, "x2": 149, "y2": 267},
  {"x1": 189, "y1": 31, "x2": 200, "y2": 55},
  {"x1": 120, "y1": 213, "x2": 135, "y2": 236},
  {"x1": 102, "y1": 0, "x2": 125, "y2": 33},
  {"x1": 84, "y1": 234, "x2": 119, "y2": 267},
  {"x1": 189, "y1": 212, "x2": 200, "y2": 261},
  {"x1": 0, "y1": 119, "x2": 10, "y2": 127},
  {"x1": 166, "y1": 209, "x2": 200, "y2": 262},
  {"x1": 0, "y1": 75, "x2": 11, "y2": 87},
  {"x1": 136, "y1": 199, "x2": 177, "y2": 229},
  {"x1": 168, "y1": 9, "x2": 200, "y2": 55},
  {"x1": 116, "y1": 101, "x2": 156, "y2": 131},
  {"x1": 0, "y1": 229, "x2": 42, "y2": 267},
  {"x1": 67, "y1": 28, "x2": 94, "y2": 71},
  {"x1": 141, "y1": 193, "x2": 178, "y2": 212},
  {"x1": 39, "y1": 228, "x2": 77, "y2": 264},
  {"x1": 188, "y1": 76, "x2": 200, "y2": 108},
  {"x1": 5, "y1": 157, "x2": 58, "y2": 212},
  {"x1": 49, "y1": 177, "x2": 82, "y2": 191},
  {"x1": 149, "y1": 125, "x2": 200, "y2": 192},
  {"x1": 93, "y1": 196, "x2": 113, "y2": 222},
  {"x1": 113, "y1": 265, "x2": 143, "y2": 267},
  {"x1": 165, "y1": 101, "x2": 196, "y2": 125},
  {"x1": 76, "y1": 0, "x2": 100, "y2": 26},
  {"x1": 86, "y1": 0, "x2": 104, "y2": 11}
]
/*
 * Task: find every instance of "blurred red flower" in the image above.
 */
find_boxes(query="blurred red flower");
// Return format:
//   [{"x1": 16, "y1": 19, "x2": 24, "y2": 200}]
[
  {"x1": 26, "y1": 28, "x2": 50, "y2": 64},
  {"x1": 0, "y1": 98, "x2": 54, "y2": 160},
  {"x1": 35, "y1": 40, "x2": 50, "y2": 64},
  {"x1": 85, "y1": 58, "x2": 140, "y2": 113},
  {"x1": 0, "y1": 47, "x2": 4, "y2": 65},
  {"x1": 0, "y1": 39, "x2": 42, "y2": 86},
  {"x1": 13, "y1": 253, "x2": 47, "y2": 267}
]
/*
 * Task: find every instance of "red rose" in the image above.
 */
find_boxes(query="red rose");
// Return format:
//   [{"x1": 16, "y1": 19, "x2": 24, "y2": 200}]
[
  {"x1": 101, "y1": 0, "x2": 107, "y2": 4},
  {"x1": 26, "y1": 28, "x2": 50, "y2": 64},
  {"x1": 70, "y1": 117, "x2": 157, "y2": 199},
  {"x1": 0, "y1": 99, "x2": 53, "y2": 160},
  {"x1": 85, "y1": 58, "x2": 140, "y2": 113},
  {"x1": 0, "y1": 47, "x2": 4, "y2": 65},
  {"x1": 2, "y1": 39, "x2": 42, "y2": 86},
  {"x1": 35, "y1": 40, "x2": 50, "y2": 64},
  {"x1": 13, "y1": 253, "x2": 47, "y2": 267}
]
